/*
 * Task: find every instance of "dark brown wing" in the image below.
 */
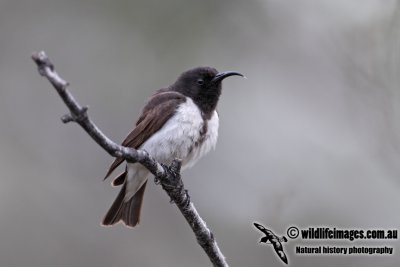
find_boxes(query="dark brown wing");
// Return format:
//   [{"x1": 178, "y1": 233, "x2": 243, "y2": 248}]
[{"x1": 104, "y1": 90, "x2": 186, "y2": 180}]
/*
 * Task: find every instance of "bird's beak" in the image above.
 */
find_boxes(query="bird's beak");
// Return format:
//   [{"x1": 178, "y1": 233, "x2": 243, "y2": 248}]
[{"x1": 211, "y1": 71, "x2": 245, "y2": 84}]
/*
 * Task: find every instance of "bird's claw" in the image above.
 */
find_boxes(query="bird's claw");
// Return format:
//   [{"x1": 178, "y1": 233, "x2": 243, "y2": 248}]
[{"x1": 154, "y1": 176, "x2": 161, "y2": 185}]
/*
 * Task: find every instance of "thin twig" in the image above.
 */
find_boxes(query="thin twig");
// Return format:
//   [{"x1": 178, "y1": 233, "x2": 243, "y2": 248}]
[{"x1": 31, "y1": 51, "x2": 228, "y2": 267}]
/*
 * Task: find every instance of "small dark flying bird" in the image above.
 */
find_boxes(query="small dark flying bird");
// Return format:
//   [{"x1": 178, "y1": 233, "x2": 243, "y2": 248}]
[
  {"x1": 102, "y1": 67, "x2": 244, "y2": 227},
  {"x1": 254, "y1": 222, "x2": 289, "y2": 264}
]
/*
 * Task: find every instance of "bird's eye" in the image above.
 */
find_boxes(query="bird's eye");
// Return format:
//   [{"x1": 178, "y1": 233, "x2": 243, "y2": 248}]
[{"x1": 197, "y1": 79, "x2": 205, "y2": 85}]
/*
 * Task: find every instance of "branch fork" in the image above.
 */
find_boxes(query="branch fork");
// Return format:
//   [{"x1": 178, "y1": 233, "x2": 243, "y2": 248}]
[{"x1": 61, "y1": 106, "x2": 88, "y2": 123}]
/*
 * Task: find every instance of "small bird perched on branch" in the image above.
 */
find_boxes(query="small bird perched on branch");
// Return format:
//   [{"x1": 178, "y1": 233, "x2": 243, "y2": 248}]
[{"x1": 102, "y1": 67, "x2": 244, "y2": 227}]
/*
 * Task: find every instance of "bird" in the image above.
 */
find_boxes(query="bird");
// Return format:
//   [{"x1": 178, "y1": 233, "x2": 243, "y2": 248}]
[
  {"x1": 102, "y1": 67, "x2": 244, "y2": 228},
  {"x1": 253, "y1": 222, "x2": 289, "y2": 264}
]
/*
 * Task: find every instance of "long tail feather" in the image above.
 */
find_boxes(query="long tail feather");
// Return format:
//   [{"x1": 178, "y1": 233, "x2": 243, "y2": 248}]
[{"x1": 102, "y1": 181, "x2": 148, "y2": 227}]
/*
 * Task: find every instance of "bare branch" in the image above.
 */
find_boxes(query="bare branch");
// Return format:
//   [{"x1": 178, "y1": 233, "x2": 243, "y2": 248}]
[{"x1": 31, "y1": 51, "x2": 228, "y2": 267}]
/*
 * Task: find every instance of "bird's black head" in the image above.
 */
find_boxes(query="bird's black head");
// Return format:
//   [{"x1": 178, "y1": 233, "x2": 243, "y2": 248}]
[{"x1": 171, "y1": 67, "x2": 243, "y2": 117}]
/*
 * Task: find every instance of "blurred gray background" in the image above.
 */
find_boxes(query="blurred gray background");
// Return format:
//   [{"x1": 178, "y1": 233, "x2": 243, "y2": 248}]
[{"x1": 0, "y1": 0, "x2": 399, "y2": 266}]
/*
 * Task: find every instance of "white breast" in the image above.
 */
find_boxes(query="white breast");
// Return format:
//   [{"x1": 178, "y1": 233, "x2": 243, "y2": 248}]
[
  {"x1": 141, "y1": 97, "x2": 219, "y2": 169},
  {"x1": 125, "y1": 98, "x2": 219, "y2": 200}
]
